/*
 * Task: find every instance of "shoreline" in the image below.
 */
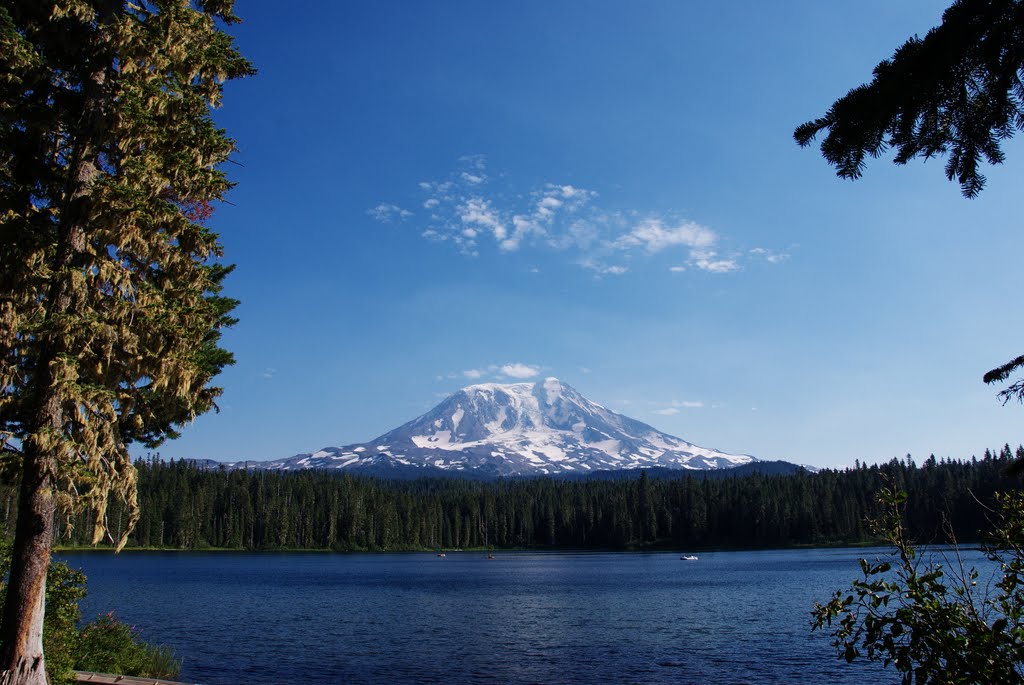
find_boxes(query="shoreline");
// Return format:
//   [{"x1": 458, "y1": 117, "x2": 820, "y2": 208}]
[{"x1": 54, "y1": 538, "x2": 984, "y2": 555}]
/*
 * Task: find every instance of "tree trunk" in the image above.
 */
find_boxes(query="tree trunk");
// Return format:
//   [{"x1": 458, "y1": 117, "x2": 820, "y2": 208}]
[
  {"x1": 0, "y1": 444, "x2": 56, "y2": 685},
  {"x1": 0, "y1": 68, "x2": 100, "y2": 685},
  {"x1": 0, "y1": 153, "x2": 91, "y2": 683},
  {"x1": 2, "y1": 6, "x2": 123, "y2": 681}
]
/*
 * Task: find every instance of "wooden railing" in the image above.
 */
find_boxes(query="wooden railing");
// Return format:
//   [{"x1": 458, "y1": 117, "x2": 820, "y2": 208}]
[{"x1": 73, "y1": 671, "x2": 197, "y2": 685}]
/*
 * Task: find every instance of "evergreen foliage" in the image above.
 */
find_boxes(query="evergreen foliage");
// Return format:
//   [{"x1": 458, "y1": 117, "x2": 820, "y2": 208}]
[
  {"x1": 796, "y1": 0, "x2": 1024, "y2": 407},
  {"x1": 0, "y1": 1, "x2": 251, "y2": 680},
  {"x1": 0, "y1": 0, "x2": 251, "y2": 550},
  {"x1": 795, "y1": 0, "x2": 1024, "y2": 199},
  {"x1": 15, "y1": 447, "x2": 1020, "y2": 552}
]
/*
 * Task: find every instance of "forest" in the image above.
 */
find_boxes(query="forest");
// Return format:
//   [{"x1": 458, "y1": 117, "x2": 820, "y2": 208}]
[{"x1": 2, "y1": 446, "x2": 1020, "y2": 553}]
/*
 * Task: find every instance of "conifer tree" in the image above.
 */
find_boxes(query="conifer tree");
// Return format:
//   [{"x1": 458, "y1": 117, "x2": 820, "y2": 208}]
[
  {"x1": 0, "y1": 1, "x2": 252, "y2": 682},
  {"x1": 794, "y1": 0, "x2": 1024, "y2": 199},
  {"x1": 795, "y1": 0, "x2": 1024, "y2": 406}
]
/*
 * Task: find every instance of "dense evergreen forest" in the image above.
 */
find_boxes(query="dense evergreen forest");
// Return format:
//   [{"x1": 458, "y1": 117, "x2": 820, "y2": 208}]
[{"x1": 2, "y1": 446, "x2": 1021, "y2": 552}]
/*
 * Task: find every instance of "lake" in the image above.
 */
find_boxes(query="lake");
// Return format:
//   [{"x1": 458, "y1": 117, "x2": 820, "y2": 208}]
[{"x1": 57, "y1": 547, "x2": 965, "y2": 684}]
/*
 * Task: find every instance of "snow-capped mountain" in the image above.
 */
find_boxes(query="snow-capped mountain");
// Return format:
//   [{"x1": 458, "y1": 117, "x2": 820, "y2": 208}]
[{"x1": 248, "y1": 378, "x2": 756, "y2": 477}]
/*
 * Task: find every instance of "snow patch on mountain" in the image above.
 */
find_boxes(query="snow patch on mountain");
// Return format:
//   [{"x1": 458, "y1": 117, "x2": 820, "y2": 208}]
[{"x1": 256, "y1": 378, "x2": 755, "y2": 477}]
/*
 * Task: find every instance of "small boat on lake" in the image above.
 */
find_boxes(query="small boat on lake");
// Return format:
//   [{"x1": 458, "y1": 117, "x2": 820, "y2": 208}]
[
  {"x1": 680, "y1": 555, "x2": 698, "y2": 561},
  {"x1": 436, "y1": 553, "x2": 446, "y2": 558}
]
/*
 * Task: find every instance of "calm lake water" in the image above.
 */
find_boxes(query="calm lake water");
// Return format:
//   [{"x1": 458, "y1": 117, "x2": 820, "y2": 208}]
[{"x1": 56, "y1": 547, "x2": 980, "y2": 685}]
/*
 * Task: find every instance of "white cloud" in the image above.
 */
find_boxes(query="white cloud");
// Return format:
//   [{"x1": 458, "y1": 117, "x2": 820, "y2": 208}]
[
  {"x1": 367, "y1": 203, "x2": 412, "y2": 223},
  {"x1": 262, "y1": 368, "x2": 276, "y2": 379},
  {"x1": 502, "y1": 215, "x2": 540, "y2": 251},
  {"x1": 375, "y1": 158, "x2": 783, "y2": 276},
  {"x1": 558, "y1": 184, "x2": 585, "y2": 199},
  {"x1": 408, "y1": 159, "x2": 604, "y2": 258},
  {"x1": 655, "y1": 400, "x2": 704, "y2": 413},
  {"x1": 445, "y1": 362, "x2": 545, "y2": 382},
  {"x1": 615, "y1": 218, "x2": 716, "y2": 253},
  {"x1": 580, "y1": 258, "x2": 629, "y2": 276},
  {"x1": 459, "y1": 197, "x2": 506, "y2": 241},
  {"x1": 544, "y1": 184, "x2": 596, "y2": 211},
  {"x1": 548, "y1": 218, "x2": 600, "y2": 251},
  {"x1": 458, "y1": 153, "x2": 487, "y2": 169},
  {"x1": 500, "y1": 363, "x2": 541, "y2": 379},
  {"x1": 750, "y1": 247, "x2": 790, "y2": 264},
  {"x1": 691, "y1": 249, "x2": 739, "y2": 273},
  {"x1": 538, "y1": 196, "x2": 562, "y2": 211}
]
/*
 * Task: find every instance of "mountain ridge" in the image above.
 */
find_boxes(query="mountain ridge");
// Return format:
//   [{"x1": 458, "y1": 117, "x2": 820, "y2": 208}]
[{"x1": 212, "y1": 378, "x2": 767, "y2": 478}]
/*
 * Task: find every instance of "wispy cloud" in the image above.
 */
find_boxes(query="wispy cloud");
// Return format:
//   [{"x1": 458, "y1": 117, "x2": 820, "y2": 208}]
[
  {"x1": 652, "y1": 408, "x2": 681, "y2": 416},
  {"x1": 367, "y1": 202, "x2": 412, "y2": 223},
  {"x1": 749, "y1": 247, "x2": 790, "y2": 264},
  {"x1": 580, "y1": 259, "x2": 629, "y2": 276},
  {"x1": 458, "y1": 198, "x2": 506, "y2": 246},
  {"x1": 614, "y1": 218, "x2": 715, "y2": 253},
  {"x1": 371, "y1": 157, "x2": 786, "y2": 274},
  {"x1": 653, "y1": 399, "x2": 705, "y2": 415},
  {"x1": 500, "y1": 363, "x2": 541, "y2": 379},
  {"x1": 691, "y1": 249, "x2": 739, "y2": 273},
  {"x1": 451, "y1": 362, "x2": 544, "y2": 382}
]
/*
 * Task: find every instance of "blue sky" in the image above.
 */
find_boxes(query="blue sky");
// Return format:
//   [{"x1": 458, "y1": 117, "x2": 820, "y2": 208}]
[{"x1": 159, "y1": 0, "x2": 1024, "y2": 470}]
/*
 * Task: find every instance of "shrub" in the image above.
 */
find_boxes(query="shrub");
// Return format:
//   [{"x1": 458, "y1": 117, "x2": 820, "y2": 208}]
[
  {"x1": 0, "y1": 540, "x2": 180, "y2": 683},
  {"x1": 77, "y1": 613, "x2": 180, "y2": 679},
  {"x1": 812, "y1": 487, "x2": 1024, "y2": 684}
]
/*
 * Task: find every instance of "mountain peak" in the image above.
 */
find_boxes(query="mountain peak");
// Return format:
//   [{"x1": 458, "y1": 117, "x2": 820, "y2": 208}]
[
  {"x1": 247, "y1": 379, "x2": 757, "y2": 477},
  {"x1": 326, "y1": 378, "x2": 756, "y2": 476},
  {"x1": 460, "y1": 377, "x2": 566, "y2": 393}
]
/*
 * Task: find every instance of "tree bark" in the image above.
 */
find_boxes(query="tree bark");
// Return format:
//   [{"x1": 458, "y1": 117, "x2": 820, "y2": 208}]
[
  {"x1": 0, "y1": 58, "x2": 105, "y2": 685},
  {"x1": 0, "y1": 443, "x2": 55, "y2": 685},
  {"x1": 0, "y1": 4, "x2": 118, "y2": 674},
  {"x1": 0, "y1": 131, "x2": 95, "y2": 683}
]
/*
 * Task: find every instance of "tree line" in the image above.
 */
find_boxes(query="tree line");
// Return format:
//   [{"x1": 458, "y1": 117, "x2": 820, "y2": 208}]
[{"x1": 2, "y1": 446, "x2": 1020, "y2": 552}]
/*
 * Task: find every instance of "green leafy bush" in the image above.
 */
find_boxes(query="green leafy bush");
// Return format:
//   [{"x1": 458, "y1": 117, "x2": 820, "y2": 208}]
[
  {"x1": 0, "y1": 541, "x2": 180, "y2": 683},
  {"x1": 813, "y1": 487, "x2": 1024, "y2": 684},
  {"x1": 41, "y1": 561, "x2": 87, "y2": 684},
  {"x1": 77, "y1": 613, "x2": 180, "y2": 679}
]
